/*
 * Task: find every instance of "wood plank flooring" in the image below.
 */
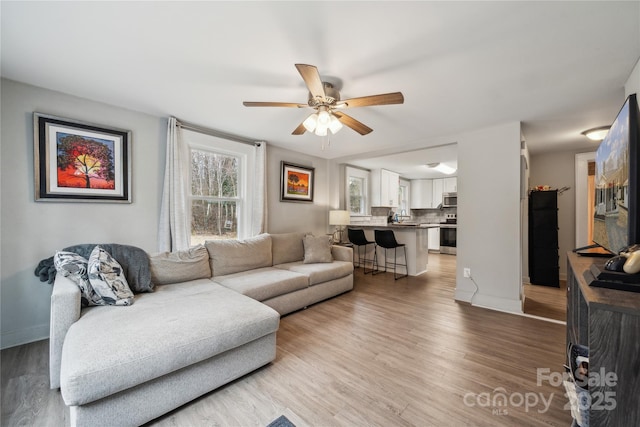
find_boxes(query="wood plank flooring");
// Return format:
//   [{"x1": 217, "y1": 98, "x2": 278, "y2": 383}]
[
  {"x1": 1, "y1": 254, "x2": 572, "y2": 426},
  {"x1": 523, "y1": 280, "x2": 567, "y2": 322}
]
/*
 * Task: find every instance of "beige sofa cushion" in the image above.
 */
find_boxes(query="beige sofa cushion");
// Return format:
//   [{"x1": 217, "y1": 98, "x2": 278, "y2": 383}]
[
  {"x1": 213, "y1": 267, "x2": 309, "y2": 301},
  {"x1": 275, "y1": 260, "x2": 354, "y2": 285},
  {"x1": 271, "y1": 232, "x2": 308, "y2": 265},
  {"x1": 149, "y1": 245, "x2": 211, "y2": 285},
  {"x1": 206, "y1": 234, "x2": 272, "y2": 276}
]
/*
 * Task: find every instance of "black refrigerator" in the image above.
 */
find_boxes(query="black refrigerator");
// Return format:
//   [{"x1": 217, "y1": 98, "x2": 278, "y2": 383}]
[{"x1": 528, "y1": 190, "x2": 560, "y2": 287}]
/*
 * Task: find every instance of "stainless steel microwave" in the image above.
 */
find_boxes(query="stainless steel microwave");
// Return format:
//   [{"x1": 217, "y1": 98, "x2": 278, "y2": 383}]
[{"x1": 442, "y1": 192, "x2": 457, "y2": 207}]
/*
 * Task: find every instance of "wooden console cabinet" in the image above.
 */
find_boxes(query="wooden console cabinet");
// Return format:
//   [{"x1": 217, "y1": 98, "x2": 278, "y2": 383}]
[{"x1": 566, "y1": 252, "x2": 640, "y2": 426}]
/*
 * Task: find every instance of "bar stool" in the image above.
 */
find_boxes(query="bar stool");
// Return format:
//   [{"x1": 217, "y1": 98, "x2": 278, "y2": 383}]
[
  {"x1": 373, "y1": 229, "x2": 408, "y2": 280},
  {"x1": 347, "y1": 228, "x2": 377, "y2": 274}
]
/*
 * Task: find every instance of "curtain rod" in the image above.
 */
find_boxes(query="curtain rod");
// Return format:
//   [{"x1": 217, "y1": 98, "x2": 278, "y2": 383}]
[{"x1": 175, "y1": 119, "x2": 260, "y2": 146}]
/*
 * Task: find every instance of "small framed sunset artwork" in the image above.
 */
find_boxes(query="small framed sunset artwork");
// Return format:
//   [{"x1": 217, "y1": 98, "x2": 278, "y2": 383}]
[{"x1": 280, "y1": 161, "x2": 314, "y2": 202}]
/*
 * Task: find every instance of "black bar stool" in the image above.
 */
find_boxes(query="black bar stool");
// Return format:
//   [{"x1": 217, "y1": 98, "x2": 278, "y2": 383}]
[
  {"x1": 347, "y1": 228, "x2": 377, "y2": 274},
  {"x1": 373, "y1": 229, "x2": 408, "y2": 280}
]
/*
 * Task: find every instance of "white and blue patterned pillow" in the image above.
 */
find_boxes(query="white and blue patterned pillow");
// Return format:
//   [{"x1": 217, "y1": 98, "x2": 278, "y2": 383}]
[
  {"x1": 88, "y1": 245, "x2": 134, "y2": 306},
  {"x1": 54, "y1": 251, "x2": 106, "y2": 307}
]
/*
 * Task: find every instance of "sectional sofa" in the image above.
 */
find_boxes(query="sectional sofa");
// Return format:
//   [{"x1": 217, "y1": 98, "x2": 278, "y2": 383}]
[{"x1": 49, "y1": 232, "x2": 353, "y2": 426}]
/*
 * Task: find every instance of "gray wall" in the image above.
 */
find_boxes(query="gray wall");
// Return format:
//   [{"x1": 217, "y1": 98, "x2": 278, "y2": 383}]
[
  {"x1": 0, "y1": 78, "x2": 330, "y2": 349},
  {"x1": 529, "y1": 150, "x2": 588, "y2": 279},
  {"x1": 266, "y1": 145, "x2": 330, "y2": 236}
]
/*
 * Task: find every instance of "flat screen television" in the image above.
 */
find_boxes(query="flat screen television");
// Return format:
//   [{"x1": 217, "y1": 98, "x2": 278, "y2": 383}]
[{"x1": 592, "y1": 93, "x2": 640, "y2": 255}]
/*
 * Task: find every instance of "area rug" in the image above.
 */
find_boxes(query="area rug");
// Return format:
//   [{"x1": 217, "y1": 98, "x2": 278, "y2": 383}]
[{"x1": 266, "y1": 415, "x2": 296, "y2": 427}]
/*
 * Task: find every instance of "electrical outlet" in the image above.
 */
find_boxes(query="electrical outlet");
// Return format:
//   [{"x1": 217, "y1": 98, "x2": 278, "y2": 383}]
[{"x1": 463, "y1": 268, "x2": 471, "y2": 278}]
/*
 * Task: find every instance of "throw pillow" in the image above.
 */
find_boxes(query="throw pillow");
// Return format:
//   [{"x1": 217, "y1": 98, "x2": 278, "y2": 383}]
[
  {"x1": 88, "y1": 245, "x2": 134, "y2": 306},
  {"x1": 303, "y1": 235, "x2": 333, "y2": 264},
  {"x1": 149, "y1": 245, "x2": 212, "y2": 285},
  {"x1": 53, "y1": 251, "x2": 105, "y2": 307}
]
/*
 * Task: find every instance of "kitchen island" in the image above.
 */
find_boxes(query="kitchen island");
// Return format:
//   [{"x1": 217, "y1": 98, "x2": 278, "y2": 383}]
[{"x1": 353, "y1": 224, "x2": 440, "y2": 276}]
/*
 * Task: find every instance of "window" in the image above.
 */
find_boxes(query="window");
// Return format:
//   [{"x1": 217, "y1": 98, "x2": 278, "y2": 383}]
[
  {"x1": 399, "y1": 179, "x2": 410, "y2": 215},
  {"x1": 346, "y1": 166, "x2": 369, "y2": 215},
  {"x1": 190, "y1": 149, "x2": 240, "y2": 244},
  {"x1": 185, "y1": 130, "x2": 257, "y2": 245}
]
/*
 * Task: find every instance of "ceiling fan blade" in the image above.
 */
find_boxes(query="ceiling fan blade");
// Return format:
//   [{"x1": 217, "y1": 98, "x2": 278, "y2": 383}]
[
  {"x1": 337, "y1": 92, "x2": 404, "y2": 108},
  {"x1": 333, "y1": 111, "x2": 373, "y2": 135},
  {"x1": 292, "y1": 122, "x2": 307, "y2": 135},
  {"x1": 295, "y1": 64, "x2": 326, "y2": 101},
  {"x1": 243, "y1": 101, "x2": 307, "y2": 108}
]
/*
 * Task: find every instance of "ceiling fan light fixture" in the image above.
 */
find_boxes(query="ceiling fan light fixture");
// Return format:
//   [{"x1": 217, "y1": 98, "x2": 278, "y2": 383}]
[{"x1": 581, "y1": 126, "x2": 610, "y2": 141}]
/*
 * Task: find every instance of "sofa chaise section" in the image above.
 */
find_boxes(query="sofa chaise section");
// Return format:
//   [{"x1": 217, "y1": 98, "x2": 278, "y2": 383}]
[{"x1": 52, "y1": 275, "x2": 279, "y2": 426}]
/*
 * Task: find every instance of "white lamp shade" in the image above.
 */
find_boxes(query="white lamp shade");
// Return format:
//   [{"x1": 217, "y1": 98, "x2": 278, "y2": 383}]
[
  {"x1": 303, "y1": 113, "x2": 318, "y2": 133},
  {"x1": 329, "y1": 114, "x2": 343, "y2": 134},
  {"x1": 329, "y1": 210, "x2": 351, "y2": 225},
  {"x1": 317, "y1": 110, "x2": 331, "y2": 126},
  {"x1": 315, "y1": 125, "x2": 328, "y2": 136}
]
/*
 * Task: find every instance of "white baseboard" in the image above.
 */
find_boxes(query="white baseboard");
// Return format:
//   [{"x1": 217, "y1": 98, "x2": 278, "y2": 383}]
[
  {"x1": 455, "y1": 288, "x2": 522, "y2": 314},
  {"x1": 1, "y1": 324, "x2": 49, "y2": 350}
]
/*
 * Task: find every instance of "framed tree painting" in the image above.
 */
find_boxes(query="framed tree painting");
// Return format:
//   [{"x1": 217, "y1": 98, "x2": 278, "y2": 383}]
[
  {"x1": 33, "y1": 113, "x2": 132, "y2": 203},
  {"x1": 280, "y1": 161, "x2": 314, "y2": 202}
]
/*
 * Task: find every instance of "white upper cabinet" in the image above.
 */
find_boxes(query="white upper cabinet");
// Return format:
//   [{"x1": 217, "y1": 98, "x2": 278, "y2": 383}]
[
  {"x1": 432, "y1": 177, "x2": 457, "y2": 207},
  {"x1": 432, "y1": 178, "x2": 444, "y2": 208},
  {"x1": 371, "y1": 169, "x2": 400, "y2": 207},
  {"x1": 410, "y1": 179, "x2": 433, "y2": 209},
  {"x1": 444, "y1": 177, "x2": 457, "y2": 192}
]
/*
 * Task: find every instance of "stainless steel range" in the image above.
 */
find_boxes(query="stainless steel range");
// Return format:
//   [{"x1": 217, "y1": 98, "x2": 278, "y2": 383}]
[{"x1": 440, "y1": 213, "x2": 457, "y2": 255}]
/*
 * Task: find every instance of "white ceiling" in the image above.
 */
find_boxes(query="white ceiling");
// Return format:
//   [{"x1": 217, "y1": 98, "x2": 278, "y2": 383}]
[{"x1": 2, "y1": 1, "x2": 639, "y2": 177}]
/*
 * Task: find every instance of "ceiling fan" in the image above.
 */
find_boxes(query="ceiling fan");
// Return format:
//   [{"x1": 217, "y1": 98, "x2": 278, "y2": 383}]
[{"x1": 243, "y1": 64, "x2": 404, "y2": 136}]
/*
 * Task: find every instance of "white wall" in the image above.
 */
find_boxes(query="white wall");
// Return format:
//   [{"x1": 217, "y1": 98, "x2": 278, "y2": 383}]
[
  {"x1": 454, "y1": 122, "x2": 523, "y2": 313},
  {"x1": 1, "y1": 79, "x2": 166, "y2": 348},
  {"x1": 0, "y1": 79, "x2": 330, "y2": 349},
  {"x1": 625, "y1": 56, "x2": 640, "y2": 97}
]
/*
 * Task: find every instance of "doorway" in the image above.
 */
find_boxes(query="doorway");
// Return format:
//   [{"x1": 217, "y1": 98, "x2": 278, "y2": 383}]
[
  {"x1": 522, "y1": 152, "x2": 596, "y2": 322},
  {"x1": 575, "y1": 152, "x2": 596, "y2": 248}
]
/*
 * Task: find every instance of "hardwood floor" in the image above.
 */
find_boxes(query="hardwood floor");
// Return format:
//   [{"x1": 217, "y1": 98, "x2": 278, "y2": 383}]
[
  {"x1": 523, "y1": 280, "x2": 567, "y2": 322},
  {"x1": 1, "y1": 255, "x2": 572, "y2": 426}
]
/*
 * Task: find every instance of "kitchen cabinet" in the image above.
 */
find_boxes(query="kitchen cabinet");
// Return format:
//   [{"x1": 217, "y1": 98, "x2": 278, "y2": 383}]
[
  {"x1": 371, "y1": 169, "x2": 400, "y2": 207},
  {"x1": 432, "y1": 179, "x2": 444, "y2": 208},
  {"x1": 428, "y1": 228, "x2": 440, "y2": 251},
  {"x1": 444, "y1": 177, "x2": 457, "y2": 192},
  {"x1": 410, "y1": 179, "x2": 433, "y2": 209},
  {"x1": 432, "y1": 177, "x2": 457, "y2": 207}
]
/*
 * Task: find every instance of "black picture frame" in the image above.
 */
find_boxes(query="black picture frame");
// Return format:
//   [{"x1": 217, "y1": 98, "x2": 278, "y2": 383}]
[
  {"x1": 33, "y1": 113, "x2": 132, "y2": 203},
  {"x1": 280, "y1": 161, "x2": 314, "y2": 202}
]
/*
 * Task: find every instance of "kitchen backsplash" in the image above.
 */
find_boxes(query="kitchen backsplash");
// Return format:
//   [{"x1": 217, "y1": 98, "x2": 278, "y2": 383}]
[
  {"x1": 350, "y1": 206, "x2": 457, "y2": 225},
  {"x1": 410, "y1": 207, "x2": 457, "y2": 224}
]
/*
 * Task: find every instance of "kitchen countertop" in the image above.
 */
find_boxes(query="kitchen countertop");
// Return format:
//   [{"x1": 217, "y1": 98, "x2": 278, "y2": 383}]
[{"x1": 353, "y1": 223, "x2": 441, "y2": 229}]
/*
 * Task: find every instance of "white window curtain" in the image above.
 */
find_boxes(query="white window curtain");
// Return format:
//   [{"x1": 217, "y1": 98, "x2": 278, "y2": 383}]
[
  {"x1": 158, "y1": 117, "x2": 190, "y2": 252},
  {"x1": 251, "y1": 142, "x2": 267, "y2": 236}
]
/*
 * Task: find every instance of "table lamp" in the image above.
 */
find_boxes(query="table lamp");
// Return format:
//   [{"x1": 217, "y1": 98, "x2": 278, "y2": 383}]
[{"x1": 329, "y1": 210, "x2": 351, "y2": 243}]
